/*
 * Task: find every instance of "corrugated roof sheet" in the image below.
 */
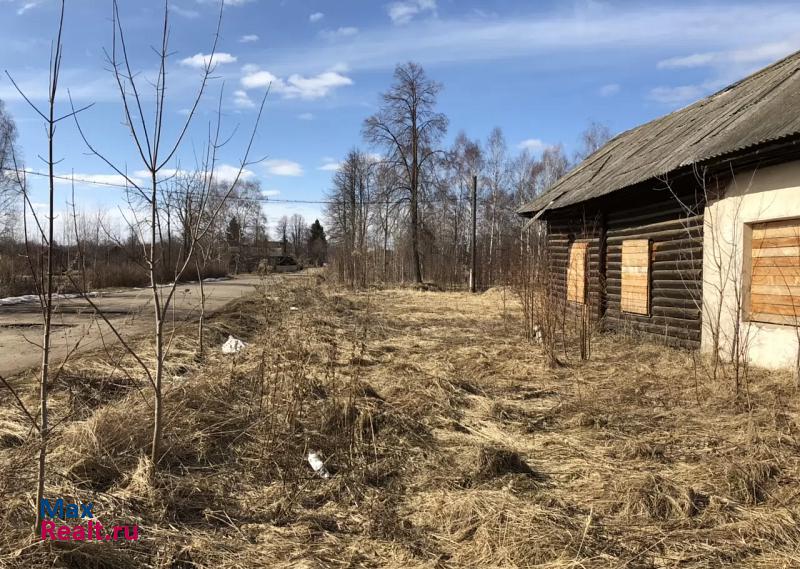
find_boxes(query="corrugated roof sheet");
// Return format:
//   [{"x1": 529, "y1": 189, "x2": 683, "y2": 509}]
[{"x1": 518, "y1": 50, "x2": 800, "y2": 215}]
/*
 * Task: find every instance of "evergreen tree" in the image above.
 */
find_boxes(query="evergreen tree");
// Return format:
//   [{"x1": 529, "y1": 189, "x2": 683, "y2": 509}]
[{"x1": 307, "y1": 219, "x2": 327, "y2": 266}]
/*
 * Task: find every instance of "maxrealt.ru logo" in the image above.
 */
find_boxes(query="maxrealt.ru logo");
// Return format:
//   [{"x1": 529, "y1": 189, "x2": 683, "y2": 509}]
[{"x1": 39, "y1": 499, "x2": 139, "y2": 541}]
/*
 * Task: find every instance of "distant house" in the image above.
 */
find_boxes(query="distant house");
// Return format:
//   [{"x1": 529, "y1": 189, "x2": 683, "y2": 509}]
[
  {"x1": 518, "y1": 51, "x2": 800, "y2": 369},
  {"x1": 266, "y1": 240, "x2": 286, "y2": 256},
  {"x1": 259, "y1": 240, "x2": 301, "y2": 272}
]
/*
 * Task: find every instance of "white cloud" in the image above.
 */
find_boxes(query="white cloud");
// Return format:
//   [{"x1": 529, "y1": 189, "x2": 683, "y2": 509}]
[
  {"x1": 245, "y1": 4, "x2": 800, "y2": 79},
  {"x1": 318, "y1": 159, "x2": 341, "y2": 172},
  {"x1": 264, "y1": 159, "x2": 304, "y2": 177},
  {"x1": 387, "y1": 0, "x2": 436, "y2": 25},
  {"x1": 16, "y1": 1, "x2": 39, "y2": 15},
  {"x1": 180, "y1": 52, "x2": 237, "y2": 69},
  {"x1": 52, "y1": 172, "x2": 140, "y2": 187},
  {"x1": 657, "y1": 53, "x2": 715, "y2": 69},
  {"x1": 297, "y1": 112, "x2": 314, "y2": 120},
  {"x1": 240, "y1": 68, "x2": 279, "y2": 89},
  {"x1": 517, "y1": 139, "x2": 547, "y2": 153},
  {"x1": 598, "y1": 83, "x2": 620, "y2": 96},
  {"x1": 648, "y1": 83, "x2": 714, "y2": 105},
  {"x1": 241, "y1": 66, "x2": 353, "y2": 100},
  {"x1": 215, "y1": 164, "x2": 255, "y2": 181},
  {"x1": 239, "y1": 34, "x2": 259, "y2": 43},
  {"x1": 233, "y1": 89, "x2": 255, "y2": 109},
  {"x1": 309, "y1": 12, "x2": 324, "y2": 23},
  {"x1": 657, "y1": 41, "x2": 797, "y2": 70},
  {"x1": 131, "y1": 165, "x2": 254, "y2": 183},
  {"x1": 320, "y1": 27, "x2": 359, "y2": 40},
  {"x1": 262, "y1": 189, "x2": 281, "y2": 197}
]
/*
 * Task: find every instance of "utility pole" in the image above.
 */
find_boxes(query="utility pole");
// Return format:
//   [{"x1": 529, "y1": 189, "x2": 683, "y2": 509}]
[{"x1": 469, "y1": 174, "x2": 477, "y2": 293}]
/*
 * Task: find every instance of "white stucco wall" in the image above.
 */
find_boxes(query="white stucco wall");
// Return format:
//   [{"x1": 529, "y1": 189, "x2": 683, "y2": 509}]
[{"x1": 702, "y1": 159, "x2": 800, "y2": 370}]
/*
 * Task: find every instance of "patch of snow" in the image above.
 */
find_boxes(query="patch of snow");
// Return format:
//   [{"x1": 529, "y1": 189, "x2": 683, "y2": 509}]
[{"x1": 0, "y1": 292, "x2": 98, "y2": 306}]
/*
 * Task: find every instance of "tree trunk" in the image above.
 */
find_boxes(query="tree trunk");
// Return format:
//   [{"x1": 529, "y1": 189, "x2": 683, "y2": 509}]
[
  {"x1": 35, "y1": 101, "x2": 56, "y2": 533},
  {"x1": 149, "y1": 171, "x2": 164, "y2": 468},
  {"x1": 196, "y1": 257, "x2": 205, "y2": 359}
]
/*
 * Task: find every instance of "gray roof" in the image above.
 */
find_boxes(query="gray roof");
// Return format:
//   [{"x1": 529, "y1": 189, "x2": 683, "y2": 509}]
[{"x1": 518, "y1": 50, "x2": 800, "y2": 216}]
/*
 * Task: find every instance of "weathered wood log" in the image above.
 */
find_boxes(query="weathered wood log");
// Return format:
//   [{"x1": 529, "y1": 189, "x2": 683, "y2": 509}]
[
  {"x1": 606, "y1": 214, "x2": 704, "y2": 238},
  {"x1": 606, "y1": 247, "x2": 703, "y2": 264},
  {"x1": 603, "y1": 314, "x2": 702, "y2": 340},
  {"x1": 650, "y1": 259, "x2": 704, "y2": 272},
  {"x1": 606, "y1": 278, "x2": 701, "y2": 292},
  {"x1": 608, "y1": 285, "x2": 700, "y2": 300},
  {"x1": 607, "y1": 226, "x2": 703, "y2": 244},
  {"x1": 652, "y1": 268, "x2": 701, "y2": 281},
  {"x1": 652, "y1": 305, "x2": 702, "y2": 319}
]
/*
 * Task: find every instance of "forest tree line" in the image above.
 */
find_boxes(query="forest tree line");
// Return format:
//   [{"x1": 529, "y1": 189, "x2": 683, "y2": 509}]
[
  {"x1": 324, "y1": 62, "x2": 610, "y2": 289},
  {"x1": 0, "y1": 98, "x2": 326, "y2": 297}
]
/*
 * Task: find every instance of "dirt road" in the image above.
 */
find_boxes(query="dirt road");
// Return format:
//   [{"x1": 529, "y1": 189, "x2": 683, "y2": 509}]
[{"x1": 0, "y1": 273, "x2": 303, "y2": 378}]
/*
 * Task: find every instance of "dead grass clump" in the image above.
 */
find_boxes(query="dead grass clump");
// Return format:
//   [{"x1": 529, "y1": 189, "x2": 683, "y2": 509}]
[
  {"x1": 568, "y1": 409, "x2": 610, "y2": 429},
  {"x1": 474, "y1": 445, "x2": 538, "y2": 481},
  {"x1": 56, "y1": 400, "x2": 151, "y2": 490},
  {"x1": 725, "y1": 460, "x2": 780, "y2": 505},
  {"x1": 619, "y1": 473, "x2": 704, "y2": 521},
  {"x1": 406, "y1": 490, "x2": 603, "y2": 566},
  {"x1": 50, "y1": 540, "x2": 141, "y2": 569},
  {"x1": 0, "y1": 417, "x2": 26, "y2": 448},
  {"x1": 613, "y1": 439, "x2": 667, "y2": 461}
]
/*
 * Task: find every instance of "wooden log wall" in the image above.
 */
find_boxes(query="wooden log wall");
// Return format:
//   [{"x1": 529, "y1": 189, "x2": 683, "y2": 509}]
[
  {"x1": 545, "y1": 185, "x2": 705, "y2": 349},
  {"x1": 546, "y1": 209, "x2": 604, "y2": 316}
]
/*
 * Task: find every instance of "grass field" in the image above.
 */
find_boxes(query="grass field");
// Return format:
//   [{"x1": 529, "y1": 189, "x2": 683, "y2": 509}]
[{"x1": 1, "y1": 279, "x2": 799, "y2": 567}]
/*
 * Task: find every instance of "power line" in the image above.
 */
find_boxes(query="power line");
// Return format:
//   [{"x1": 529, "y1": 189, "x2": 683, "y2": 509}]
[
  {"x1": 2, "y1": 167, "x2": 341, "y2": 205},
  {"x1": 1, "y1": 166, "x2": 507, "y2": 208}
]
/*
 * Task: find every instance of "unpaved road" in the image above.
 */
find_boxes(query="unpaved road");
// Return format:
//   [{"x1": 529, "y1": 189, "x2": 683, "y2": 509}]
[{"x1": 0, "y1": 273, "x2": 307, "y2": 378}]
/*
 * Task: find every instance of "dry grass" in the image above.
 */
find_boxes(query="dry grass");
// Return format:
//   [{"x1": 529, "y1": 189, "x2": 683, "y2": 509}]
[{"x1": 2, "y1": 279, "x2": 800, "y2": 567}]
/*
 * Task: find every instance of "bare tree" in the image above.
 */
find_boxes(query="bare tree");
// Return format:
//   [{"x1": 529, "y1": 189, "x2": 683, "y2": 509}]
[
  {"x1": 3, "y1": 0, "x2": 92, "y2": 531},
  {"x1": 364, "y1": 62, "x2": 447, "y2": 284},
  {"x1": 0, "y1": 100, "x2": 17, "y2": 234},
  {"x1": 276, "y1": 215, "x2": 289, "y2": 256},
  {"x1": 71, "y1": 0, "x2": 266, "y2": 469},
  {"x1": 289, "y1": 213, "x2": 307, "y2": 260},
  {"x1": 574, "y1": 121, "x2": 612, "y2": 163}
]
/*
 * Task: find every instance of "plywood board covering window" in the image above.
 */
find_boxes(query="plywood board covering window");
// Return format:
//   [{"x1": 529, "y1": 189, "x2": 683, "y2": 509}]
[
  {"x1": 567, "y1": 242, "x2": 588, "y2": 304},
  {"x1": 750, "y1": 219, "x2": 800, "y2": 325},
  {"x1": 621, "y1": 239, "x2": 650, "y2": 315}
]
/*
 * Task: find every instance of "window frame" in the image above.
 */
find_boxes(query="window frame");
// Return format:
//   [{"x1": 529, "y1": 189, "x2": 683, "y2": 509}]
[
  {"x1": 566, "y1": 241, "x2": 589, "y2": 305},
  {"x1": 620, "y1": 238, "x2": 651, "y2": 316},
  {"x1": 745, "y1": 218, "x2": 800, "y2": 326}
]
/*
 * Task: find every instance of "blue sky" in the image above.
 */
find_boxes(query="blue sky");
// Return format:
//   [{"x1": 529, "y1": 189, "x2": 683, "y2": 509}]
[{"x1": 1, "y1": 0, "x2": 799, "y2": 231}]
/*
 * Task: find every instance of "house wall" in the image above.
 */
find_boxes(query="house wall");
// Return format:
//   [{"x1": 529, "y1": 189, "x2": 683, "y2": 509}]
[
  {"x1": 546, "y1": 183, "x2": 704, "y2": 349},
  {"x1": 702, "y1": 159, "x2": 800, "y2": 369},
  {"x1": 605, "y1": 192, "x2": 704, "y2": 348}
]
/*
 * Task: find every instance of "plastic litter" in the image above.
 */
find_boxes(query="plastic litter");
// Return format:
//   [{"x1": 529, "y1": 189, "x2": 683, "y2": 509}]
[
  {"x1": 307, "y1": 451, "x2": 331, "y2": 479},
  {"x1": 289, "y1": 306, "x2": 299, "y2": 311},
  {"x1": 221, "y1": 335, "x2": 247, "y2": 354}
]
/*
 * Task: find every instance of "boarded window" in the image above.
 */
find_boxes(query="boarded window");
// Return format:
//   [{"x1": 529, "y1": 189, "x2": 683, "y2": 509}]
[
  {"x1": 566, "y1": 242, "x2": 588, "y2": 304},
  {"x1": 621, "y1": 239, "x2": 650, "y2": 315},
  {"x1": 750, "y1": 219, "x2": 800, "y2": 325}
]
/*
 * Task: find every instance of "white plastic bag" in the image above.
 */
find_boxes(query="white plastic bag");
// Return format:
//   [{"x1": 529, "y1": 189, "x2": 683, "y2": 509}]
[
  {"x1": 307, "y1": 451, "x2": 331, "y2": 479},
  {"x1": 221, "y1": 335, "x2": 247, "y2": 354}
]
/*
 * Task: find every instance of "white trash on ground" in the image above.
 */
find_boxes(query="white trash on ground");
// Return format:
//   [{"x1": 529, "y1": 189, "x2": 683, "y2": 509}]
[
  {"x1": 307, "y1": 451, "x2": 331, "y2": 479},
  {"x1": 221, "y1": 335, "x2": 248, "y2": 354},
  {"x1": 289, "y1": 306, "x2": 299, "y2": 311}
]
